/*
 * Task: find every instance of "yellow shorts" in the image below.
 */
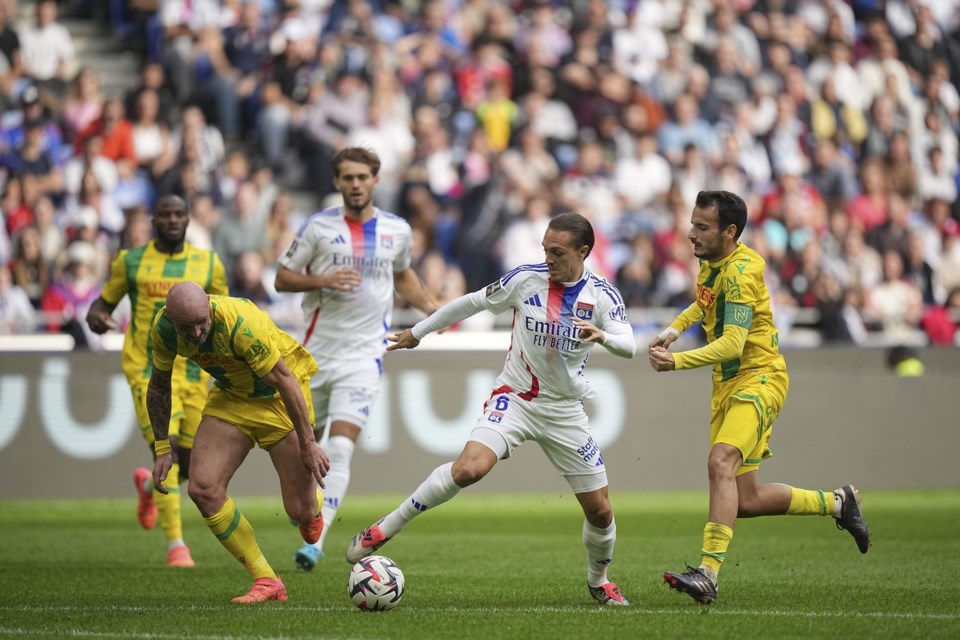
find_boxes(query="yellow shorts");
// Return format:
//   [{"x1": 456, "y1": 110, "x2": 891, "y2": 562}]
[
  {"x1": 710, "y1": 369, "x2": 789, "y2": 475},
  {"x1": 203, "y1": 379, "x2": 315, "y2": 450},
  {"x1": 131, "y1": 377, "x2": 208, "y2": 449}
]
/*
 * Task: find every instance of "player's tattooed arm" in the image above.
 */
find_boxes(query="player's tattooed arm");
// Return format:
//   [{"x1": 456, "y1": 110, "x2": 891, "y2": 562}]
[{"x1": 146, "y1": 367, "x2": 173, "y2": 444}]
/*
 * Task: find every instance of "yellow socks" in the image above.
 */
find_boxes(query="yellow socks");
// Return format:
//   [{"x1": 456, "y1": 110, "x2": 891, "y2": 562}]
[
  {"x1": 203, "y1": 497, "x2": 276, "y2": 580},
  {"x1": 155, "y1": 462, "x2": 182, "y2": 543},
  {"x1": 786, "y1": 487, "x2": 834, "y2": 516},
  {"x1": 700, "y1": 522, "x2": 733, "y2": 576}
]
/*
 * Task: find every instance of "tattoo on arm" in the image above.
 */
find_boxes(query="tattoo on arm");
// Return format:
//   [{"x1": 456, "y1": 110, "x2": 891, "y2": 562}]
[{"x1": 146, "y1": 368, "x2": 173, "y2": 443}]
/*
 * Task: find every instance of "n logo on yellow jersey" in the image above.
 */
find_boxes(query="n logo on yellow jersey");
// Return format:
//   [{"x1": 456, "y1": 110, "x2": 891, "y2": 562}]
[{"x1": 734, "y1": 306, "x2": 750, "y2": 325}]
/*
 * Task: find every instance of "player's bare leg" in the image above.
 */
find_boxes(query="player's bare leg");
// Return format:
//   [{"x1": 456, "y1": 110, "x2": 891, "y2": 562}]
[
  {"x1": 576, "y1": 486, "x2": 628, "y2": 606},
  {"x1": 346, "y1": 441, "x2": 498, "y2": 563},
  {"x1": 189, "y1": 417, "x2": 286, "y2": 603},
  {"x1": 269, "y1": 429, "x2": 323, "y2": 545},
  {"x1": 665, "y1": 442, "x2": 741, "y2": 604}
]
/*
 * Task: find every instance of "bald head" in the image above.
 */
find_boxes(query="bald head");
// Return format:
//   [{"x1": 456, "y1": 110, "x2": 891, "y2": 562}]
[{"x1": 166, "y1": 282, "x2": 211, "y2": 344}]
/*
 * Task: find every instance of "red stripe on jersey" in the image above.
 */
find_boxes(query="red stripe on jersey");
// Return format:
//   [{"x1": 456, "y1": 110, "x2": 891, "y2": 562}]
[
  {"x1": 303, "y1": 307, "x2": 321, "y2": 345},
  {"x1": 516, "y1": 351, "x2": 540, "y2": 401},
  {"x1": 546, "y1": 281, "x2": 564, "y2": 326},
  {"x1": 346, "y1": 217, "x2": 365, "y2": 258}
]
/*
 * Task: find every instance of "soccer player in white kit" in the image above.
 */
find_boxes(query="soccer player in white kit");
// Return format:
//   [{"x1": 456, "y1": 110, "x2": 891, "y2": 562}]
[
  {"x1": 275, "y1": 147, "x2": 439, "y2": 569},
  {"x1": 346, "y1": 212, "x2": 637, "y2": 606}
]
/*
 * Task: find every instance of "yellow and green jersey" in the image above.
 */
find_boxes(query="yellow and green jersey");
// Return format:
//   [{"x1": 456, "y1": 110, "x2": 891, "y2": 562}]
[
  {"x1": 150, "y1": 295, "x2": 318, "y2": 399},
  {"x1": 670, "y1": 243, "x2": 786, "y2": 382},
  {"x1": 101, "y1": 241, "x2": 228, "y2": 383}
]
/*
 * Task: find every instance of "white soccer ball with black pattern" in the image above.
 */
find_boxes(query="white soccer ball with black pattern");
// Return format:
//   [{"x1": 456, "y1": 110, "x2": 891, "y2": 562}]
[{"x1": 347, "y1": 555, "x2": 405, "y2": 611}]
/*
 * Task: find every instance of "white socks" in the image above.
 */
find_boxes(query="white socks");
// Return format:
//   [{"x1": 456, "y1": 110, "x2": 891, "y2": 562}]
[
  {"x1": 381, "y1": 463, "x2": 459, "y2": 537},
  {"x1": 583, "y1": 518, "x2": 617, "y2": 588},
  {"x1": 313, "y1": 435, "x2": 355, "y2": 551},
  {"x1": 832, "y1": 491, "x2": 843, "y2": 518}
]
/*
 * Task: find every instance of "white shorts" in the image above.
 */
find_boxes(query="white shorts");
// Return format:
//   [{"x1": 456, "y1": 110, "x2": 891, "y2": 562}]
[
  {"x1": 310, "y1": 357, "x2": 382, "y2": 431},
  {"x1": 469, "y1": 389, "x2": 608, "y2": 494}
]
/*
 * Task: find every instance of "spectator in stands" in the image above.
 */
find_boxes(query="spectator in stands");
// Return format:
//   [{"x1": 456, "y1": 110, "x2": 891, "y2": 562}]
[
  {"x1": 615, "y1": 132, "x2": 671, "y2": 214},
  {"x1": 64, "y1": 133, "x2": 118, "y2": 200},
  {"x1": 301, "y1": 70, "x2": 370, "y2": 198},
  {"x1": 0, "y1": 117, "x2": 63, "y2": 198},
  {"x1": 40, "y1": 240, "x2": 103, "y2": 349},
  {"x1": 811, "y1": 73, "x2": 868, "y2": 151},
  {"x1": 257, "y1": 21, "x2": 317, "y2": 175},
  {"x1": 0, "y1": 0, "x2": 21, "y2": 78},
  {"x1": 184, "y1": 193, "x2": 218, "y2": 251},
  {"x1": 32, "y1": 195, "x2": 63, "y2": 266},
  {"x1": 839, "y1": 226, "x2": 883, "y2": 291},
  {"x1": 903, "y1": 231, "x2": 941, "y2": 306},
  {"x1": 865, "y1": 249, "x2": 924, "y2": 336},
  {"x1": 3, "y1": 175, "x2": 34, "y2": 237},
  {"x1": 658, "y1": 93, "x2": 721, "y2": 168},
  {"x1": 230, "y1": 249, "x2": 274, "y2": 309},
  {"x1": 159, "y1": 0, "x2": 226, "y2": 103},
  {"x1": 214, "y1": 181, "x2": 266, "y2": 276},
  {"x1": 171, "y1": 105, "x2": 225, "y2": 180},
  {"x1": 885, "y1": 131, "x2": 918, "y2": 199},
  {"x1": 867, "y1": 191, "x2": 915, "y2": 258},
  {"x1": 11, "y1": 225, "x2": 49, "y2": 309},
  {"x1": 124, "y1": 61, "x2": 177, "y2": 128},
  {"x1": 0, "y1": 262, "x2": 35, "y2": 333},
  {"x1": 847, "y1": 157, "x2": 889, "y2": 232},
  {"x1": 61, "y1": 68, "x2": 104, "y2": 143},
  {"x1": 130, "y1": 89, "x2": 176, "y2": 181},
  {"x1": 19, "y1": 0, "x2": 75, "y2": 100},
  {"x1": 918, "y1": 146, "x2": 958, "y2": 204},
  {"x1": 809, "y1": 137, "x2": 860, "y2": 210}
]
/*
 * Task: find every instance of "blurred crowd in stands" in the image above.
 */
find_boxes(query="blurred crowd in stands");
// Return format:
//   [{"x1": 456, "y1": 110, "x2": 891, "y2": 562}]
[{"x1": 1, "y1": 0, "x2": 959, "y2": 348}]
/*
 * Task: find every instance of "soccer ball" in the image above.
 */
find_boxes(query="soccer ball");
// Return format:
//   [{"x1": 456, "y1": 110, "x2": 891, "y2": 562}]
[{"x1": 347, "y1": 555, "x2": 405, "y2": 611}]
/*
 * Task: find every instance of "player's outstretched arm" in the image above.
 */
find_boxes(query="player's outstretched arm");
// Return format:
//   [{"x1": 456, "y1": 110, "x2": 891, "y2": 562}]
[
  {"x1": 86, "y1": 297, "x2": 118, "y2": 334},
  {"x1": 262, "y1": 357, "x2": 330, "y2": 487}
]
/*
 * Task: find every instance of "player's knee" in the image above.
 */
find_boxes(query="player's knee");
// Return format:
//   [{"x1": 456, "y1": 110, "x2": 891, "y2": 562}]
[
  {"x1": 707, "y1": 448, "x2": 739, "y2": 483},
  {"x1": 584, "y1": 503, "x2": 613, "y2": 528},
  {"x1": 451, "y1": 461, "x2": 487, "y2": 487},
  {"x1": 187, "y1": 480, "x2": 220, "y2": 511},
  {"x1": 737, "y1": 497, "x2": 761, "y2": 517}
]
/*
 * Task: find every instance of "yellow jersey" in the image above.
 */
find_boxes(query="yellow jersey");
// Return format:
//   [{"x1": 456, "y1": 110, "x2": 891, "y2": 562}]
[
  {"x1": 671, "y1": 243, "x2": 786, "y2": 382},
  {"x1": 101, "y1": 241, "x2": 228, "y2": 382},
  {"x1": 150, "y1": 295, "x2": 318, "y2": 399}
]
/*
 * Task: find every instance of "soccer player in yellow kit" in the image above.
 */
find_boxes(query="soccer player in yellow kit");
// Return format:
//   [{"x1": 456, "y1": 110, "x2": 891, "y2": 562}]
[
  {"x1": 648, "y1": 191, "x2": 871, "y2": 605},
  {"x1": 148, "y1": 284, "x2": 329, "y2": 603},
  {"x1": 86, "y1": 195, "x2": 228, "y2": 567}
]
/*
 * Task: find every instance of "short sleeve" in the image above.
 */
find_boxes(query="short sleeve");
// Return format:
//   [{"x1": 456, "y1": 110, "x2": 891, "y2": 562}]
[
  {"x1": 231, "y1": 309, "x2": 281, "y2": 378},
  {"x1": 278, "y1": 223, "x2": 318, "y2": 272},
  {"x1": 100, "y1": 251, "x2": 129, "y2": 306},
  {"x1": 393, "y1": 226, "x2": 412, "y2": 272}
]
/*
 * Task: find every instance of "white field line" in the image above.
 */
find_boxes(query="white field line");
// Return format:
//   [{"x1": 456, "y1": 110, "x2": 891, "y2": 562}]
[{"x1": 0, "y1": 604, "x2": 957, "y2": 621}]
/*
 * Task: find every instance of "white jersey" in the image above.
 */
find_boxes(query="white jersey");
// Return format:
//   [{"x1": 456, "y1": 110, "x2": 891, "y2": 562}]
[
  {"x1": 415, "y1": 265, "x2": 635, "y2": 402},
  {"x1": 279, "y1": 206, "x2": 412, "y2": 363}
]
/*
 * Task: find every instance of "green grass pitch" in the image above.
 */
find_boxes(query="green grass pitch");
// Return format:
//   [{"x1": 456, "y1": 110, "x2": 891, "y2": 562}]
[{"x1": 1, "y1": 490, "x2": 957, "y2": 639}]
